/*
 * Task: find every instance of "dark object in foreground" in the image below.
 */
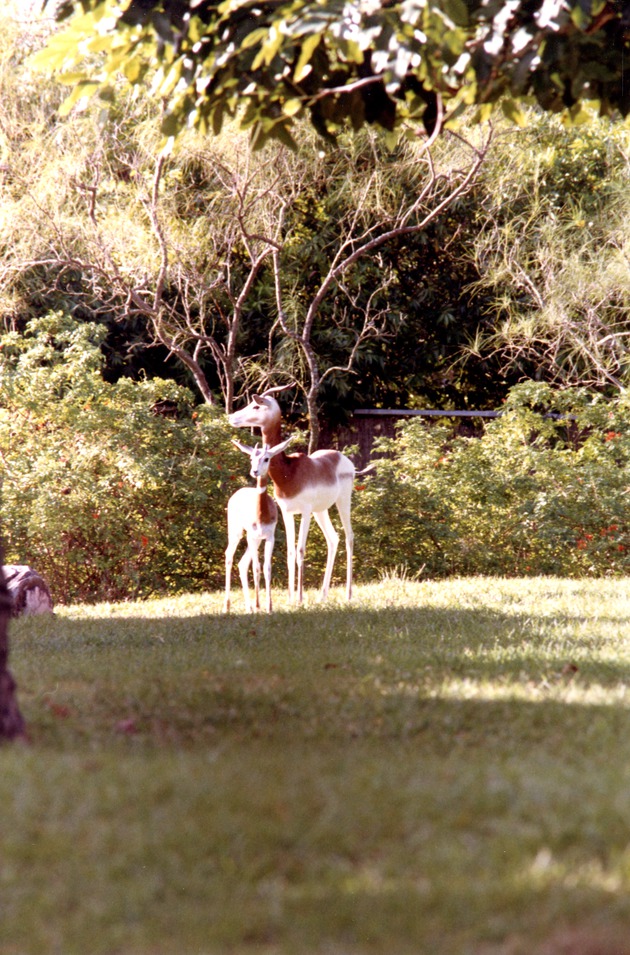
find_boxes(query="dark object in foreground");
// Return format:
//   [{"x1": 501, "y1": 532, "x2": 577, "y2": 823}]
[
  {"x1": 3, "y1": 565, "x2": 54, "y2": 617},
  {"x1": 0, "y1": 562, "x2": 26, "y2": 741}
]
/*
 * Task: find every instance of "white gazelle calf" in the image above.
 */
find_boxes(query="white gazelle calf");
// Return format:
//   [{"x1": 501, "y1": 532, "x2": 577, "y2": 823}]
[
  {"x1": 224, "y1": 438, "x2": 292, "y2": 614},
  {"x1": 229, "y1": 390, "x2": 356, "y2": 605}
]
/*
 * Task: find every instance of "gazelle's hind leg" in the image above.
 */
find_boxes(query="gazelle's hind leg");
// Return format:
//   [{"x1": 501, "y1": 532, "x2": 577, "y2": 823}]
[
  {"x1": 251, "y1": 540, "x2": 262, "y2": 611},
  {"x1": 313, "y1": 509, "x2": 339, "y2": 601},
  {"x1": 281, "y1": 510, "x2": 297, "y2": 602},
  {"x1": 262, "y1": 535, "x2": 275, "y2": 612},
  {"x1": 238, "y1": 546, "x2": 254, "y2": 612},
  {"x1": 296, "y1": 509, "x2": 313, "y2": 605},
  {"x1": 224, "y1": 534, "x2": 240, "y2": 612},
  {"x1": 335, "y1": 481, "x2": 354, "y2": 600}
]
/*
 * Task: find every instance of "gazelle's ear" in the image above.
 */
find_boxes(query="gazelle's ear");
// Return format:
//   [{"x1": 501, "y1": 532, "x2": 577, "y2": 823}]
[
  {"x1": 269, "y1": 434, "x2": 294, "y2": 456},
  {"x1": 232, "y1": 438, "x2": 255, "y2": 455}
]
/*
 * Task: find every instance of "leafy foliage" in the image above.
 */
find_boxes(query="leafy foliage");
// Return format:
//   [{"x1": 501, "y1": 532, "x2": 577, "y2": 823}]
[
  {"x1": 354, "y1": 382, "x2": 630, "y2": 580},
  {"x1": 36, "y1": 0, "x2": 630, "y2": 146},
  {"x1": 8, "y1": 10, "x2": 628, "y2": 421},
  {"x1": 0, "y1": 24, "x2": 502, "y2": 425},
  {"x1": 0, "y1": 313, "x2": 245, "y2": 602},
  {"x1": 467, "y1": 114, "x2": 630, "y2": 390},
  {"x1": 0, "y1": 320, "x2": 626, "y2": 604}
]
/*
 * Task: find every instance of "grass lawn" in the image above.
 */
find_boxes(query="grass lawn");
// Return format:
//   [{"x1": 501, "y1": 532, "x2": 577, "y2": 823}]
[{"x1": 3, "y1": 576, "x2": 630, "y2": 955}]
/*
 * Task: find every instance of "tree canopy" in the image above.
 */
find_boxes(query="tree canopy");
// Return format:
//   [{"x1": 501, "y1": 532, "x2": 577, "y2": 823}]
[{"x1": 37, "y1": 0, "x2": 630, "y2": 147}]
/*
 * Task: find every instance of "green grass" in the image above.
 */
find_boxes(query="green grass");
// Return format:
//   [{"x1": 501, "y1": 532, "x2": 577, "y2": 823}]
[{"x1": 3, "y1": 576, "x2": 630, "y2": 955}]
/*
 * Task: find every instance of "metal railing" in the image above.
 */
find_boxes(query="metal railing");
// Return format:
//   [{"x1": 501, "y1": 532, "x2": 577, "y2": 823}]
[
  {"x1": 355, "y1": 408, "x2": 500, "y2": 419},
  {"x1": 354, "y1": 409, "x2": 575, "y2": 421}
]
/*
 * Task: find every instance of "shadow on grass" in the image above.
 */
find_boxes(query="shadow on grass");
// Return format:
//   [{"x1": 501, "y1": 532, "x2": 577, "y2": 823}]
[
  {"x1": 9, "y1": 598, "x2": 630, "y2": 754},
  {"x1": 5, "y1": 600, "x2": 630, "y2": 953}
]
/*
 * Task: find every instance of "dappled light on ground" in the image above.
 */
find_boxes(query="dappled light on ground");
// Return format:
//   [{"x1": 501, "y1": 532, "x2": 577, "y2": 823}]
[{"x1": 3, "y1": 576, "x2": 630, "y2": 954}]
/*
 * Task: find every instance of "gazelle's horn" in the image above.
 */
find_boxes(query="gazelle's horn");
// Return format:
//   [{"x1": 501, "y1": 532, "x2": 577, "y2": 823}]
[{"x1": 261, "y1": 383, "x2": 293, "y2": 397}]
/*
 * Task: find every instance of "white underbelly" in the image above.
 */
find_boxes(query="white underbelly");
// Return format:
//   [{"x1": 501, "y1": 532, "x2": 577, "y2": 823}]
[{"x1": 277, "y1": 484, "x2": 340, "y2": 514}]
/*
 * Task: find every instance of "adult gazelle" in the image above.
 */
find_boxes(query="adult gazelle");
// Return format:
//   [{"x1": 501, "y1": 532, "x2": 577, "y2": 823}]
[{"x1": 229, "y1": 390, "x2": 356, "y2": 605}]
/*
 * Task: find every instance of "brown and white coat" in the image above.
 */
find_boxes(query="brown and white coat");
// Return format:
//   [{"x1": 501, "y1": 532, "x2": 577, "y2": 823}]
[
  {"x1": 224, "y1": 438, "x2": 292, "y2": 613},
  {"x1": 229, "y1": 392, "x2": 356, "y2": 605}
]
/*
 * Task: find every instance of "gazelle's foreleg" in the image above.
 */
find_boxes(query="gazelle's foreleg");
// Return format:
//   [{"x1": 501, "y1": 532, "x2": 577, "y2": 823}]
[
  {"x1": 238, "y1": 546, "x2": 254, "y2": 613},
  {"x1": 263, "y1": 536, "x2": 274, "y2": 613},
  {"x1": 224, "y1": 535, "x2": 240, "y2": 612},
  {"x1": 313, "y1": 510, "x2": 339, "y2": 601},
  {"x1": 251, "y1": 539, "x2": 262, "y2": 611}
]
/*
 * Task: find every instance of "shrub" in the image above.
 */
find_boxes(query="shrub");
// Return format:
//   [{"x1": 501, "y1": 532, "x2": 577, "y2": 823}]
[
  {"x1": 353, "y1": 382, "x2": 629, "y2": 580},
  {"x1": 1, "y1": 325, "x2": 627, "y2": 604},
  {"x1": 0, "y1": 313, "x2": 246, "y2": 602}
]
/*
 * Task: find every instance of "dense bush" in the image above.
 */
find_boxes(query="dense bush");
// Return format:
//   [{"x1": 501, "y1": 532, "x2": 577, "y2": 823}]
[
  {"x1": 0, "y1": 313, "x2": 246, "y2": 602},
  {"x1": 353, "y1": 382, "x2": 629, "y2": 580},
  {"x1": 0, "y1": 320, "x2": 626, "y2": 603}
]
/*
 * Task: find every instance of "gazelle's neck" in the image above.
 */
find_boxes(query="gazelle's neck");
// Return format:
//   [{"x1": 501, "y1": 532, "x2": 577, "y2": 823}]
[
  {"x1": 262, "y1": 421, "x2": 283, "y2": 447},
  {"x1": 255, "y1": 474, "x2": 276, "y2": 524}
]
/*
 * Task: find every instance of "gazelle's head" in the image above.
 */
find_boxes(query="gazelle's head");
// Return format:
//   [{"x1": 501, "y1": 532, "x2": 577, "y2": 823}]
[
  {"x1": 232, "y1": 437, "x2": 294, "y2": 480},
  {"x1": 228, "y1": 387, "x2": 289, "y2": 432}
]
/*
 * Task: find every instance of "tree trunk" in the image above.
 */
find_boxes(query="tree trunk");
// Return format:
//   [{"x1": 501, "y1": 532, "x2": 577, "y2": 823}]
[
  {"x1": 0, "y1": 562, "x2": 26, "y2": 742},
  {"x1": 306, "y1": 382, "x2": 320, "y2": 453}
]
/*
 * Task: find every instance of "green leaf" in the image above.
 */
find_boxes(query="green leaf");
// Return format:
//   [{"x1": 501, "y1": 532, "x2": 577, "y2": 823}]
[
  {"x1": 85, "y1": 34, "x2": 117, "y2": 54},
  {"x1": 563, "y1": 103, "x2": 594, "y2": 125},
  {"x1": 122, "y1": 56, "x2": 143, "y2": 83},
  {"x1": 251, "y1": 25, "x2": 284, "y2": 70},
  {"x1": 240, "y1": 27, "x2": 269, "y2": 50},
  {"x1": 472, "y1": 102, "x2": 495, "y2": 124},
  {"x1": 30, "y1": 31, "x2": 81, "y2": 71},
  {"x1": 294, "y1": 32, "x2": 322, "y2": 83},
  {"x1": 271, "y1": 121, "x2": 298, "y2": 150},
  {"x1": 283, "y1": 97, "x2": 303, "y2": 117},
  {"x1": 338, "y1": 37, "x2": 363, "y2": 65},
  {"x1": 55, "y1": 70, "x2": 90, "y2": 86},
  {"x1": 382, "y1": 127, "x2": 401, "y2": 149},
  {"x1": 442, "y1": 0, "x2": 469, "y2": 26},
  {"x1": 570, "y1": 3, "x2": 590, "y2": 30},
  {"x1": 98, "y1": 85, "x2": 116, "y2": 103},
  {"x1": 161, "y1": 111, "x2": 182, "y2": 137},
  {"x1": 58, "y1": 81, "x2": 100, "y2": 116},
  {"x1": 186, "y1": 14, "x2": 205, "y2": 45},
  {"x1": 501, "y1": 97, "x2": 527, "y2": 126}
]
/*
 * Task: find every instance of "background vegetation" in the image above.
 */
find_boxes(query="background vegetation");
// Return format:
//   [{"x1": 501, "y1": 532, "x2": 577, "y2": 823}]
[
  {"x1": 0, "y1": 313, "x2": 248, "y2": 602},
  {"x1": 1, "y1": 6, "x2": 629, "y2": 944},
  {"x1": 40, "y1": 0, "x2": 630, "y2": 147},
  {"x1": 0, "y1": 9, "x2": 628, "y2": 603},
  {"x1": 356, "y1": 382, "x2": 629, "y2": 581},
  {"x1": 1, "y1": 316, "x2": 627, "y2": 602},
  {"x1": 3, "y1": 10, "x2": 630, "y2": 420}
]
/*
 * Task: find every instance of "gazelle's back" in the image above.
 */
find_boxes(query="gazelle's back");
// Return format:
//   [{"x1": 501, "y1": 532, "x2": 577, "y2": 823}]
[
  {"x1": 227, "y1": 487, "x2": 277, "y2": 539},
  {"x1": 269, "y1": 449, "x2": 354, "y2": 514}
]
